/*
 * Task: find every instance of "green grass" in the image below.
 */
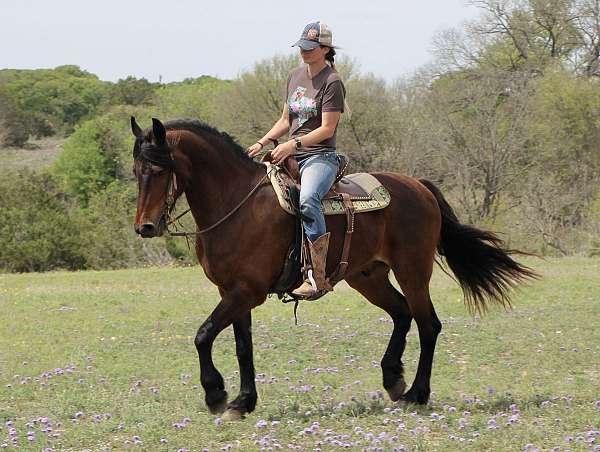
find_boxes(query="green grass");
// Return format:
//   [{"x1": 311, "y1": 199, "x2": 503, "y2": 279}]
[{"x1": 0, "y1": 257, "x2": 599, "y2": 451}]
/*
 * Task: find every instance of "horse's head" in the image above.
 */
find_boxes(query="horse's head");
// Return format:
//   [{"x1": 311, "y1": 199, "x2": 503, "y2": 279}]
[{"x1": 131, "y1": 116, "x2": 178, "y2": 238}]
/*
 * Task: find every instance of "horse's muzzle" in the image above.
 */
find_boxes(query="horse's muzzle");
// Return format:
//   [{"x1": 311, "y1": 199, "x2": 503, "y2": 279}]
[
  {"x1": 135, "y1": 218, "x2": 165, "y2": 238},
  {"x1": 137, "y1": 223, "x2": 158, "y2": 238}
]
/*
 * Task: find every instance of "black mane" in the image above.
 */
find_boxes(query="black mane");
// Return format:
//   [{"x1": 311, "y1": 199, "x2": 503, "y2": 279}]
[{"x1": 163, "y1": 119, "x2": 262, "y2": 168}]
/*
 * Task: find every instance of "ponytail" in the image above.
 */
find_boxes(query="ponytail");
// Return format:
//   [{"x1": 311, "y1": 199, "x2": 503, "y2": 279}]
[
  {"x1": 325, "y1": 47, "x2": 336, "y2": 70},
  {"x1": 323, "y1": 46, "x2": 352, "y2": 119}
]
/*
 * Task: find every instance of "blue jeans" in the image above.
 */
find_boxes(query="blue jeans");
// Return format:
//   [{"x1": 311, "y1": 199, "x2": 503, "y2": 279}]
[{"x1": 297, "y1": 152, "x2": 339, "y2": 242}]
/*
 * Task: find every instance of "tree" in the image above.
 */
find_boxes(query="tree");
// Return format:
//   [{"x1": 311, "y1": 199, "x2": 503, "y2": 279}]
[
  {"x1": 152, "y1": 76, "x2": 229, "y2": 122},
  {"x1": 0, "y1": 87, "x2": 29, "y2": 147},
  {"x1": 108, "y1": 76, "x2": 157, "y2": 106},
  {"x1": 421, "y1": 69, "x2": 535, "y2": 222},
  {"x1": 516, "y1": 69, "x2": 600, "y2": 252},
  {"x1": 572, "y1": 0, "x2": 600, "y2": 76},
  {"x1": 53, "y1": 120, "x2": 115, "y2": 205},
  {"x1": 0, "y1": 65, "x2": 107, "y2": 137},
  {"x1": 0, "y1": 170, "x2": 85, "y2": 272}
]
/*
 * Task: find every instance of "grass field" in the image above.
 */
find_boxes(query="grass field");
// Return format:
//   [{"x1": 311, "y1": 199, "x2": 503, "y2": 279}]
[
  {"x1": 1, "y1": 137, "x2": 64, "y2": 171},
  {"x1": 0, "y1": 257, "x2": 599, "y2": 451}
]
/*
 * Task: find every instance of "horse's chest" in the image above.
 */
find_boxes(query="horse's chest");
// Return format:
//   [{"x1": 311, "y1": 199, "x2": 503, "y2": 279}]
[{"x1": 196, "y1": 243, "x2": 239, "y2": 287}]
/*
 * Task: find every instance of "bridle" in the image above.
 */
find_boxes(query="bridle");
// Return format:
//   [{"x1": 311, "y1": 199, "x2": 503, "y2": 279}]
[
  {"x1": 153, "y1": 153, "x2": 272, "y2": 238},
  {"x1": 163, "y1": 168, "x2": 271, "y2": 238}
]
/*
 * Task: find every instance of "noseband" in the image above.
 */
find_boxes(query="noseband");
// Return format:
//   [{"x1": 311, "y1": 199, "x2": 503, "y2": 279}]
[{"x1": 136, "y1": 140, "x2": 179, "y2": 235}]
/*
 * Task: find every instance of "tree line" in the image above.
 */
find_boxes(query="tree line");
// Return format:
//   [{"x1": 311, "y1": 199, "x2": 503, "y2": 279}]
[{"x1": 1, "y1": 0, "x2": 599, "y2": 272}]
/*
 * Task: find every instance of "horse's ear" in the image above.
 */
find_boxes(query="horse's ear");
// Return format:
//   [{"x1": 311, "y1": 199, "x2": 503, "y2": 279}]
[
  {"x1": 131, "y1": 116, "x2": 143, "y2": 138},
  {"x1": 152, "y1": 118, "x2": 166, "y2": 146}
]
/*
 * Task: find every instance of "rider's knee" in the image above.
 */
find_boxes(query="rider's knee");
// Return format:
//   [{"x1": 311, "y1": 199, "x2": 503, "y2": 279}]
[{"x1": 299, "y1": 191, "x2": 320, "y2": 209}]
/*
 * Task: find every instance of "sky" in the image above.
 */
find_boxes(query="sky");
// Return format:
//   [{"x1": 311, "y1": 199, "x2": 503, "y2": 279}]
[{"x1": 0, "y1": 0, "x2": 479, "y2": 83}]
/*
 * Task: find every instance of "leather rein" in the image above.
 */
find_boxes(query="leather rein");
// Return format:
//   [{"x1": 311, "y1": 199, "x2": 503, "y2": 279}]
[
  {"x1": 162, "y1": 141, "x2": 278, "y2": 237},
  {"x1": 165, "y1": 171, "x2": 271, "y2": 237}
]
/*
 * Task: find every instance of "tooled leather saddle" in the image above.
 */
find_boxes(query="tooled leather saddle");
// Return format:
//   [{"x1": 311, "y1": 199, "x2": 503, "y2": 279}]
[{"x1": 261, "y1": 150, "x2": 391, "y2": 301}]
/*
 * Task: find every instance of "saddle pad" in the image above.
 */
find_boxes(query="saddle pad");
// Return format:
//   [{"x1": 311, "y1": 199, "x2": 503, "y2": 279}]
[{"x1": 264, "y1": 163, "x2": 391, "y2": 216}]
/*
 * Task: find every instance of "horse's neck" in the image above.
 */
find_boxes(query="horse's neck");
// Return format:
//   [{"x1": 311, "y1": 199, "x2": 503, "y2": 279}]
[{"x1": 179, "y1": 133, "x2": 264, "y2": 232}]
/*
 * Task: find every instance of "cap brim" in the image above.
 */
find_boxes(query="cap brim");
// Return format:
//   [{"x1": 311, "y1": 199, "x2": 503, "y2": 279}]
[{"x1": 292, "y1": 39, "x2": 321, "y2": 50}]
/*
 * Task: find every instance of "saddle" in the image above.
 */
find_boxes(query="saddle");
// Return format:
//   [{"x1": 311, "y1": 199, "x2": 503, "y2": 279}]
[
  {"x1": 263, "y1": 155, "x2": 391, "y2": 217},
  {"x1": 262, "y1": 152, "x2": 391, "y2": 301}
]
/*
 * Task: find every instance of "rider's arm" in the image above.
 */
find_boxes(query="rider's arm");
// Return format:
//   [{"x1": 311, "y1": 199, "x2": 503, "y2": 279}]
[
  {"x1": 259, "y1": 102, "x2": 290, "y2": 144},
  {"x1": 248, "y1": 103, "x2": 290, "y2": 157},
  {"x1": 293, "y1": 111, "x2": 341, "y2": 148},
  {"x1": 269, "y1": 111, "x2": 341, "y2": 164}
]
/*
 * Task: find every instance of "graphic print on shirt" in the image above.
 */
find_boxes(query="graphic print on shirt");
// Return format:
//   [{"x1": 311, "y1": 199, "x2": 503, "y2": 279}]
[{"x1": 288, "y1": 86, "x2": 318, "y2": 127}]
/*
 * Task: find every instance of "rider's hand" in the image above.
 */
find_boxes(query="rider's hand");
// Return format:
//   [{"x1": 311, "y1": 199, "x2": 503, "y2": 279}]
[
  {"x1": 247, "y1": 142, "x2": 264, "y2": 158},
  {"x1": 271, "y1": 140, "x2": 295, "y2": 165}
]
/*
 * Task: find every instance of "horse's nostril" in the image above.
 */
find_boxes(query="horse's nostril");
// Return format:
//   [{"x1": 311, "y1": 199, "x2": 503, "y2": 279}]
[{"x1": 140, "y1": 223, "x2": 156, "y2": 237}]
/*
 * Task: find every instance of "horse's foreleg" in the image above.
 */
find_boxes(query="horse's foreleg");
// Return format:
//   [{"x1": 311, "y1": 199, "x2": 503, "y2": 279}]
[
  {"x1": 346, "y1": 262, "x2": 413, "y2": 402},
  {"x1": 222, "y1": 311, "x2": 257, "y2": 420},
  {"x1": 195, "y1": 306, "x2": 230, "y2": 414},
  {"x1": 195, "y1": 287, "x2": 265, "y2": 416}
]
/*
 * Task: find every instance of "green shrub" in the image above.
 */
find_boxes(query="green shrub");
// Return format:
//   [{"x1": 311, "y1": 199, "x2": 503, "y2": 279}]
[
  {"x1": 53, "y1": 120, "x2": 115, "y2": 205},
  {"x1": 73, "y1": 181, "x2": 174, "y2": 269},
  {"x1": 0, "y1": 170, "x2": 85, "y2": 272}
]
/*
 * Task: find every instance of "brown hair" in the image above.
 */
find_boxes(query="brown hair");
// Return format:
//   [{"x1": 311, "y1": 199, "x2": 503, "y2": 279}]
[{"x1": 324, "y1": 47, "x2": 336, "y2": 70}]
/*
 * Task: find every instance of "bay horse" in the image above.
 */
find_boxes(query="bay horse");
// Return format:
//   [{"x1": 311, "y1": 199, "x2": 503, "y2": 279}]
[{"x1": 131, "y1": 117, "x2": 536, "y2": 420}]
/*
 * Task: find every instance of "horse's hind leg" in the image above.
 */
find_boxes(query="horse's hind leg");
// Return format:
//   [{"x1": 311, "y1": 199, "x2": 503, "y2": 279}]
[
  {"x1": 346, "y1": 262, "x2": 413, "y2": 401},
  {"x1": 395, "y1": 282, "x2": 442, "y2": 405}
]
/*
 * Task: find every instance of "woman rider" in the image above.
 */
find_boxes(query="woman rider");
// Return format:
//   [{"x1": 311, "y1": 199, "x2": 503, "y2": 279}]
[{"x1": 247, "y1": 21, "x2": 345, "y2": 299}]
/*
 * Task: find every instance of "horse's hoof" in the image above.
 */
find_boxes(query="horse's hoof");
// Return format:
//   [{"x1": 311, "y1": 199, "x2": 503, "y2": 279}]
[
  {"x1": 222, "y1": 408, "x2": 244, "y2": 421},
  {"x1": 386, "y1": 380, "x2": 407, "y2": 402},
  {"x1": 398, "y1": 388, "x2": 429, "y2": 406},
  {"x1": 207, "y1": 397, "x2": 228, "y2": 415}
]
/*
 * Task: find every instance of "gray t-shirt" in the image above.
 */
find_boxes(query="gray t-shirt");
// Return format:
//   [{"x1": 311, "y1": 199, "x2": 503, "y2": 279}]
[{"x1": 286, "y1": 65, "x2": 345, "y2": 157}]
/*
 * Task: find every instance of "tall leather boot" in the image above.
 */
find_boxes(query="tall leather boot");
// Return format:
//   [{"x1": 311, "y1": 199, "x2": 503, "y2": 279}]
[{"x1": 291, "y1": 233, "x2": 333, "y2": 299}]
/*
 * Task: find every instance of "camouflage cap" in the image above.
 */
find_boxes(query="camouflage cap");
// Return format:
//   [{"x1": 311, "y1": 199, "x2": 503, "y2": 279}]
[{"x1": 292, "y1": 21, "x2": 336, "y2": 50}]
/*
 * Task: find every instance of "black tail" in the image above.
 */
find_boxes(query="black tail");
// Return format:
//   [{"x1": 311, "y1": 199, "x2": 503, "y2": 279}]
[{"x1": 419, "y1": 179, "x2": 539, "y2": 313}]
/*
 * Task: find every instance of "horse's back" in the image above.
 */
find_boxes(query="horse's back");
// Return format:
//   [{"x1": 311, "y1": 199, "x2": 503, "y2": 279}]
[{"x1": 347, "y1": 172, "x2": 441, "y2": 274}]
